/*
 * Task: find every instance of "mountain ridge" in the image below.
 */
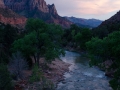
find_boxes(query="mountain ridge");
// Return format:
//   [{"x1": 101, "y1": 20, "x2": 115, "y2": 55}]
[
  {"x1": 3, "y1": 0, "x2": 72, "y2": 28},
  {"x1": 65, "y1": 16, "x2": 102, "y2": 28},
  {"x1": 92, "y1": 10, "x2": 120, "y2": 38}
]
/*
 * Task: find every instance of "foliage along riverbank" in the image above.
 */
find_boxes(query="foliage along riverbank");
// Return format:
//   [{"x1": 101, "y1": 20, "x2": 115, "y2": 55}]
[
  {"x1": 0, "y1": 19, "x2": 67, "y2": 90},
  {"x1": 13, "y1": 58, "x2": 70, "y2": 90},
  {"x1": 62, "y1": 24, "x2": 120, "y2": 90},
  {"x1": 0, "y1": 18, "x2": 120, "y2": 90}
]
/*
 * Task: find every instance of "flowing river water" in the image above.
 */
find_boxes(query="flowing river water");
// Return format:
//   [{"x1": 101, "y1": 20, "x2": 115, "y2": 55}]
[{"x1": 56, "y1": 51, "x2": 112, "y2": 90}]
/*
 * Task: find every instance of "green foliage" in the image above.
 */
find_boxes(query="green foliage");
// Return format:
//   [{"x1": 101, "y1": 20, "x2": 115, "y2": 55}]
[
  {"x1": 25, "y1": 18, "x2": 47, "y2": 33},
  {"x1": 0, "y1": 23, "x2": 18, "y2": 63},
  {"x1": 12, "y1": 19, "x2": 64, "y2": 66},
  {"x1": 62, "y1": 24, "x2": 92, "y2": 50},
  {"x1": 29, "y1": 64, "x2": 55, "y2": 89},
  {"x1": 29, "y1": 64, "x2": 43, "y2": 83},
  {"x1": 86, "y1": 31, "x2": 120, "y2": 90},
  {"x1": 92, "y1": 26, "x2": 109, "y2": 38},
  {"x1": 92, "y1": 22, "x2": 120, "y2": 38},
  {"x1": 74, "y1": 28, "x2": 92, "y2": 50},
  {"x1": 109, "y1": 68, "x2": 120, "y2": 90},
  {"x1": 0, "y1": 63, "x2": 13, "y2": 90}
]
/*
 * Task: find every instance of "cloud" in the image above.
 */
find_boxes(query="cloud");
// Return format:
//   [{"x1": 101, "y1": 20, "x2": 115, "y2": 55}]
[{"x1": 45, "y1": 0, "x2": 120, "y2": 20}]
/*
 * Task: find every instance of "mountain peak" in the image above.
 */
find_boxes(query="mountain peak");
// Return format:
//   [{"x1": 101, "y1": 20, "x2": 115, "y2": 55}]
[
  {"x1": 48, "y1": 4, "x2": 58, "y2": 15},
  {"x1": 3, "y1": 0, "x2": 72, "y2": 28}
]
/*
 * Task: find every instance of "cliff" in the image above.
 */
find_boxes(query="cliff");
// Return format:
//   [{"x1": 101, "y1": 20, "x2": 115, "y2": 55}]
[
  {"x1": 4, "y1": 0, "x2": 72, "y2": 28},
  {"x1": 0, "y1": 7, "x2": 27, "y2": 29}
]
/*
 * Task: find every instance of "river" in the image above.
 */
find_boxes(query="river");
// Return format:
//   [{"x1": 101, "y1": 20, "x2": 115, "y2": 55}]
[{"x1": 56, "y1": 51, "x2": 112, "y2": 90}]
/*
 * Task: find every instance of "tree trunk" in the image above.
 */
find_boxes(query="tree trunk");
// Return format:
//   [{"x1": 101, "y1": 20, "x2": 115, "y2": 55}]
[
  {"x1": 33, "y1": 55, "x2": 37, "y2": 63},
  {"x1": 36, "y1": 52, "x2": 40, "y2": 67}
]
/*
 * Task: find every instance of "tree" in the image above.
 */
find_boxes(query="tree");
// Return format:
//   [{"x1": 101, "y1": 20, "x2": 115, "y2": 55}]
[
  {"x1": 86, "y1": 31, "x2": 120, "y2": 90},
  {"x1": 0, "y1": 23, "x2": 18, "y2": 63},
  {"x1": 9, "y1": 52, "x2": 28, "y2": 80},
  {"x1": 0, "y1": 63, "x2": 12, "y2": 90},
  {"x1": 74, "y1": 28, "x2": 92, "y2": 50},
  {"x1": 12, "y1": 19, "x2": 64, "y2": 66}
]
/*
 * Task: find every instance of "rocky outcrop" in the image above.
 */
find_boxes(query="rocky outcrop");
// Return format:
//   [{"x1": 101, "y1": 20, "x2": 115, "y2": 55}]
[
  {"x1": 4, "y1": 0, "x2": 49, "y2": 13},
  {"x1": 48, "y1": 4, "x2": 58, "y2": 15},
  {"x1": 0, "y1": 7, "x2": 27, "y2": 29},
  {"x1": 0, "y1": 0, "x2": 27, "y2": 29},
  {"x1": 4, "y1": 0, "x2": 72, "y2": 28}
]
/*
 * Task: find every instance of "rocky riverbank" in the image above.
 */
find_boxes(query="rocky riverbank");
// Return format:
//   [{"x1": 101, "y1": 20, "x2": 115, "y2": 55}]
[{"x1": 14, "y1": 58, "x2": 70, "y2": 90}]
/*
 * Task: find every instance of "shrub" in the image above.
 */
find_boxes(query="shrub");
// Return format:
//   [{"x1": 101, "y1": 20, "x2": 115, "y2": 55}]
[{"x1": 0, "y1": 63, "x2": 13, "y2": 90}]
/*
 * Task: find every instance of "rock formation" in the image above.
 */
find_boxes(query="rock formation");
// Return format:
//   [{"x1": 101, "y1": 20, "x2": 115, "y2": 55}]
[
  {"x1": 4, "y1": 0, "x2": 72, "y2": 28},
  {"x1": 0, "y1": 0, "x2": 27, "y2": 29}
]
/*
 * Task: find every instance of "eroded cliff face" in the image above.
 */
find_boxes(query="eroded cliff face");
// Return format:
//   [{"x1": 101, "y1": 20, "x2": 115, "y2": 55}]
[
  {"x1": 0, "y1": 0, "x2": 27, "y2": 29},
  {"x1": 4, "y1": 0, "x2": 49, "y2": 13},
  {"x1": 4, "y1": 0, "x2": 72, "y2": 28},
  {"x1": 48, "y1": 4, "x2": 58, "y2": 15},
  {"x1": 0, "y1": 7, "x2": 27, "y2": 29}
]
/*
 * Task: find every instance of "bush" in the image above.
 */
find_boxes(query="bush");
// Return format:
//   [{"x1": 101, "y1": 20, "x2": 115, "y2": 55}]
[
  {"x1": 0, "y1": 64, "x2": 13, "y2": 90},
  {"x1": 29, "y1": 64, "x2": 55, "y2": 89},
  {"x1": 9, "y1": 51, "x2": 28, "y2": 80},
  {"x1": 29, "y1": 64, "x2": 43, "y2": 83}
]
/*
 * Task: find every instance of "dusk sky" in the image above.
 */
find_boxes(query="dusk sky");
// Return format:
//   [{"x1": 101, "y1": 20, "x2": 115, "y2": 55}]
[{"x1": 45, "y1": 0, "x2": 120, "y2": 20}]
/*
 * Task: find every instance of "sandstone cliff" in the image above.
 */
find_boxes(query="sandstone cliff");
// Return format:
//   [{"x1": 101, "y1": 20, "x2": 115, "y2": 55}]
[
  {"x1": 0, "y1": 0, "x2": 27, "y2": 29},
  {"x1": 4, "y1": 0, "x2": 72, "y2": 28},
  {"x1": 0, "y1": 7, "x2": 27, "y2": 29}
]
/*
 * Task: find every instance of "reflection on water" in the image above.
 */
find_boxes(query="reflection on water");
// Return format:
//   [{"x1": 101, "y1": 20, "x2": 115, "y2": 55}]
[{"x1": 57, "y1": 51, "x2": 112, "y2": 90}]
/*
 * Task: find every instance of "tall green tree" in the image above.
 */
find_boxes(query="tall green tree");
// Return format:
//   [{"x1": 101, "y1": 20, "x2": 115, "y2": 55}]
[
  {"x1": 74, "y1": 28, "x2": 92, "y2": 50},
  {"x1": 86, "y1": 31, "x2": 120, "y2": 90},
  {"x1": 12, "y1": 19, "x2": 64, "y2": 66}
]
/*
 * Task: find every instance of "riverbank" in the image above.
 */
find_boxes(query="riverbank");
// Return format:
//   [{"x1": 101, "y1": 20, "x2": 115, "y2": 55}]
[
  {"x1": 45, "y1": 59, "x2": 71, "y2": 85},
  {"x1": 14, "y1": 58, "x2": 70, "y2": 90}
]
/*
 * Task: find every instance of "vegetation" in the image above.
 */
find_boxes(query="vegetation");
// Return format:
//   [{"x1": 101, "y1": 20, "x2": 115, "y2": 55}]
[
  {"x1": 0, "y1": 23, "x2": 18, "y2": 63},
  {"x1": 12, "y1": 19, "x2": 64, "y2": 66},
  {"x1": 0, "y1": 19, "x2": 64, "y2": 89},
  {"x1": 29, "y1": 64, "x2": 43, "y2": 83},
  {"x1": 0, "y1": 16, "x2": 120, "y2": 90},
  {"x1": 62, "y1": 24, "x2": 92, "y2": 50},
  {"x1": 29, "y1": 64, "x2": 54, "y2": 89},
  {"x1": 86, "y1": 31, "x2": 120, "y2": 90},
  {"x1": 0, "y1": 64, "x2": 13, "y2": 90},
  {"x1": 9, "y1": 52, "x2": 28, "y2": 80},
  {"x1": 63, "y1": 23, "x2": 120, "y2": 90}
]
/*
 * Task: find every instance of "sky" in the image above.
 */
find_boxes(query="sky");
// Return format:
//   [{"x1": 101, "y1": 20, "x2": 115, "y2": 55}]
[{"x1": 45, "y1": 0, "x2": 120, "y2": 20}]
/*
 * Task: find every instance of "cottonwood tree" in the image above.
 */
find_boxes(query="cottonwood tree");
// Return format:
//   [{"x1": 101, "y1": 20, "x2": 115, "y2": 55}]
[{"x1": 12, "y1": 19, "x2": 64, "y2": 66}]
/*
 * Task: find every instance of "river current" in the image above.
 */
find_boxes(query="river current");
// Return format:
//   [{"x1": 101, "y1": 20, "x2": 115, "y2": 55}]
[{"x1": 56, "y1": 51, "x2": 112, "y2": 90}]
